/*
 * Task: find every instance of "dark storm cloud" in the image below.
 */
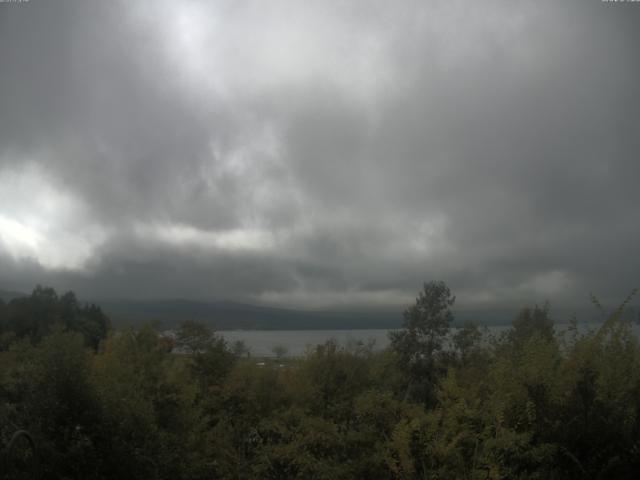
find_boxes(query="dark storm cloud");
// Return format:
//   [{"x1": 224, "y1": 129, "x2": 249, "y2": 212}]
[{"x1": 1, "y1": 0, "x2": 639, "y2": 310}]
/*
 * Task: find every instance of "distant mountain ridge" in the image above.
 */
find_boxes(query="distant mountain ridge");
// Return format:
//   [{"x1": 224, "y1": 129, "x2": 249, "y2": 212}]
[
  {"x1": 96, "y1": 297, "x2": 617, "y2": 330},
  {"x1": 3, "y1": 287, "x2": 617, "y2": 330},
  {"x1": 96, "y1": 298, "x2": 405, "y2": 330},
  {"x1": 0, "y1": 289, "x2": 26, "y2": 302}
]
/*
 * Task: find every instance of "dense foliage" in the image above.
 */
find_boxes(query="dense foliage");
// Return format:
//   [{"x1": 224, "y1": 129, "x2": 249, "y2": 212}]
[
  {"x1": 0, "y1": 286, "x2": 109, "y2": 350},
  {"x1": 1, "y1": 283, "x2": 640, "y2": 479}
]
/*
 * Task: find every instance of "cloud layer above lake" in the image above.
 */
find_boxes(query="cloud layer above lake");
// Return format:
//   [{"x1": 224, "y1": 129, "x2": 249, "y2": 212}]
[{"x1": 1, "y1": 0, "x2": 639, "y2": 310}]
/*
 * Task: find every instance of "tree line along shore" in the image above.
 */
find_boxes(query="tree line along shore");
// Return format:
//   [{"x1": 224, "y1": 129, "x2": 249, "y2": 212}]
[{"x1": 1, "y1": 282, "x2": 639, "y2": 479}]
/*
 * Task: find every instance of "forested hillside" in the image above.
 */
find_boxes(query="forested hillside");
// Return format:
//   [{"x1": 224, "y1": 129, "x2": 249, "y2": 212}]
[{"x1": 1, "y1": 283, "x2": 639, "y2": 479}]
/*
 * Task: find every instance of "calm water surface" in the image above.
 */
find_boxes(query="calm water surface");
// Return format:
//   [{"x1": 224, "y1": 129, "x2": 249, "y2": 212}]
[
  {"x1": 219, "y1": 329, "x2": 393, "y2": 357},
  {"x1": 218, "y1": 323, "x2": 639, "y2": 357},
  {"x1": 218, "y1": 326, "x2": 510, "y2": 357}
]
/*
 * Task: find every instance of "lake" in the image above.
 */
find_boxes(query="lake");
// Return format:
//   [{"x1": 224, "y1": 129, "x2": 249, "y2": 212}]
[{"x1": 217, "y1": 323, "x2": 626, "y2": 357}]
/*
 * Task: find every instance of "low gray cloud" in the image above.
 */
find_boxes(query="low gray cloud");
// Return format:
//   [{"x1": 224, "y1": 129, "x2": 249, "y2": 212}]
[{"x1": 1, "y1": 0, "x2": 638, "y2": 312}]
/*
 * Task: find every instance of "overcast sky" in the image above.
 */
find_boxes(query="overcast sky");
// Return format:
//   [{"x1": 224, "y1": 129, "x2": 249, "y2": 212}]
[{"x1": 0, "y1": 0, "x2": 639, "y2": 311}]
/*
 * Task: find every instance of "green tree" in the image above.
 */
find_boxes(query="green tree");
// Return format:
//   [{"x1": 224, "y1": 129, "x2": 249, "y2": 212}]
[
  {"x1": 389, "y1": 281, "x2": 455, "y2": 406},
  {"x1": 509, "y1": 302, "x2": 554, "y2": 347},
  {"x1": 175, "y1": 319, "x2": 216, "y2": 354},
  {"x1": 452, "y1": 321, "x2": 482, "y2": 364},
  {"x1": 1, "y1": 329, "x2": 101, "y2": 479},
  {"x1": 296, "y1": 340, "x2": 371, "y2": 421},
  {"x1": 174, "y1": 320, "x2": 236, "y2": 394},
  {"x1": 1, "y1": 286, "x2": 109, "y2": 349},
  {"x1": 93, "y1": 325, "x2": 208, "y2": 479}
]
